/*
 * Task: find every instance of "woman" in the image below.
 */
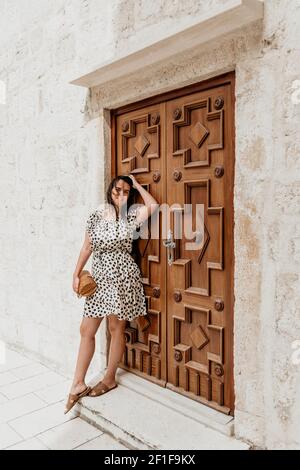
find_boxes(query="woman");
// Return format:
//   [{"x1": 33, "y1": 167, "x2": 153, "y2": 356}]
[{"x1": 64, "y1": 174, "x2": 159, "y2": 414}]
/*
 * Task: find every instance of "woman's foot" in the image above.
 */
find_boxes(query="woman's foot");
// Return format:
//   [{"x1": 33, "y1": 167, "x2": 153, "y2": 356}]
[
  {"x1": 64, "y1": 383, "x2": 91, "y2": 414},
  {"x1": 69, "y1": 382, "x2": 88, "y2": 395},
  {"x1": 88, "y1": 377, "x2": 118, "y2": 397},
  {"x1": 101, "y1": 378, "x2": 117, "y2": 388}
]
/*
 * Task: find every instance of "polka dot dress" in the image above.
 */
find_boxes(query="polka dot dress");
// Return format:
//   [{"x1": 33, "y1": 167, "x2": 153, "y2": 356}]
[{"x1": 83, "y1": 205, "x2": 148, "y2": 321}]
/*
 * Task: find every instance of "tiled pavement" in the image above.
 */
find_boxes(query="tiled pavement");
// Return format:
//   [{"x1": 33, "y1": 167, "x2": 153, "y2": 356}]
[{"x1": 0, "y1": 345, "x2": 128, "y2": 450}]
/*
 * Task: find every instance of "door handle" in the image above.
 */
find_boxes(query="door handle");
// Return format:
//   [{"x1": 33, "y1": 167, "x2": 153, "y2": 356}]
[{"x1": 163, "y1": 229, "x2": 176, "y2": 266}]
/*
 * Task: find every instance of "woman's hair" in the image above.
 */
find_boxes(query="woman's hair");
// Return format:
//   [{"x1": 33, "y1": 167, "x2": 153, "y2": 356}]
[
  {"x1": 106, "y1": 175, "x2": 141, "y2": 264},
  {"x1": 106, "y1": 175, "x2": 135, "y2": 216}
]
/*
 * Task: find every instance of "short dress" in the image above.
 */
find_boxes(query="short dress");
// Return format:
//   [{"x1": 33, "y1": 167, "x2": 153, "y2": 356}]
[{"x1": 83, "y1": 205, "x2": 148, "y2": 321}]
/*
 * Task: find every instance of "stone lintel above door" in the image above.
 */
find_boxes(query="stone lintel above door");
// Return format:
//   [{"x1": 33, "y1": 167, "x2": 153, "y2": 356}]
[{"x1": 69, "y1": 0, "x2": 264, "y2": 89}]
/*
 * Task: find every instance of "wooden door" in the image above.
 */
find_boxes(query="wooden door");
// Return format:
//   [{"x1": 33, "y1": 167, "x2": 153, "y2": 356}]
[{"x1": 111, "y1": 72, "x2": 235, "y2": 415}]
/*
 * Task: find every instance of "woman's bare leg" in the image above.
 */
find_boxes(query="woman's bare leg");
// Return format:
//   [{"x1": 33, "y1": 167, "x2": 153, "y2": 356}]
[
  {"x1": 70, "y1": 317, "x2": 103, "y2": 394},
  {"x1": 102, "y1": 314, "x2": 127, "y2": 387}
]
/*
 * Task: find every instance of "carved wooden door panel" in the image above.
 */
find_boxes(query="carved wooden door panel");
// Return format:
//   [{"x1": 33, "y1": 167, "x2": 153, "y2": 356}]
[
  {"x1": 165, "y1": 84, "x2": 235, "y2": 415},
  {"x1": 111, "y1": 72, "x2": 235, "y2": 415},
  {"x1": 114, "y1": 103, "x2": 168, "y2": 388}
]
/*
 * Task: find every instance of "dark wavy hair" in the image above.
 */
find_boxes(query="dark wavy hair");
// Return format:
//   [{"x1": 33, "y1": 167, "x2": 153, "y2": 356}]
[
  {"x1": 106, "y1": 175, "x2": 135, "y2": 217},
  {"x1": 105, "y1": 175, "x2": 141, "y2": 264}
]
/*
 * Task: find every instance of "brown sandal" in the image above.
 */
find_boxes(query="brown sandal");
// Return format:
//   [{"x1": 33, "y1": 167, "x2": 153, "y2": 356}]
[
  {"x1": 88, "y1": 381, "x2": 118, "y2": 397},
  {"x1": 64, "y1": 386, "x2": 91, "y2": 414}
]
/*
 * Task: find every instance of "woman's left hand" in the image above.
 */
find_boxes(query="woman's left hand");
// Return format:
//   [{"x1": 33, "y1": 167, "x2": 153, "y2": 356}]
[{"x1": 128, "y1": 174, "x2": 139, "y2": 188}]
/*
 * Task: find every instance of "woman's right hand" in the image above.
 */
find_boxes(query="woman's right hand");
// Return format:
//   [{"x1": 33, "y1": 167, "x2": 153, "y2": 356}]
[{"x1": 72, "y1": 275, "x2": 80, "y2": 294}]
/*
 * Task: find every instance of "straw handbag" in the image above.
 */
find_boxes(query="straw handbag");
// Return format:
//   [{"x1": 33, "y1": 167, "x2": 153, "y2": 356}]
[{"x1": 76, "y1": 270, "x2": 97, "y2": 298}]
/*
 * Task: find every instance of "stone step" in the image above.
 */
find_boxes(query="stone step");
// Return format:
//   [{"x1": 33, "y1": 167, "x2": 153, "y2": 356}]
[{"x1": 76, "y1": 369, "x2": 249, "y2": 450}]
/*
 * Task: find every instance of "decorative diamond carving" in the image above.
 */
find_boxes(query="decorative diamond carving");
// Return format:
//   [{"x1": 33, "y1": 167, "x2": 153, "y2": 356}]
[
  {"x1": 181, "y1": 179, "x2": 224, "y2": 297},
  {"x1": 172, "y1": 98, "x2": 224, "y2": 168},
  {"x1": 134, "y1": 134, "x2": 150, "y2": 156},
  {"x1": 190, "y1": 325, "x2": 209, "y2": 350},
  {"x1": 189, "y1": 121, "x2": 209, "y2": 148},
  {"x1": 121, "y1": 114, "x2": 160, "y2": 173}
]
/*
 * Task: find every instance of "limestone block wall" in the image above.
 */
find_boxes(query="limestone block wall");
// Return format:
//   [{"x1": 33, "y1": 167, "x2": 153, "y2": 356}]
[{"x1": 0, "y1": 0, "x2": 299, "y2": 449}]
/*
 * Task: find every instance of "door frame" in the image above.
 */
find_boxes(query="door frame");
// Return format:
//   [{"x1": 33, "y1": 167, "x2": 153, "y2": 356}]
[{"x1": 109, "y1": 70, "x2": 236, "y2": 415}]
